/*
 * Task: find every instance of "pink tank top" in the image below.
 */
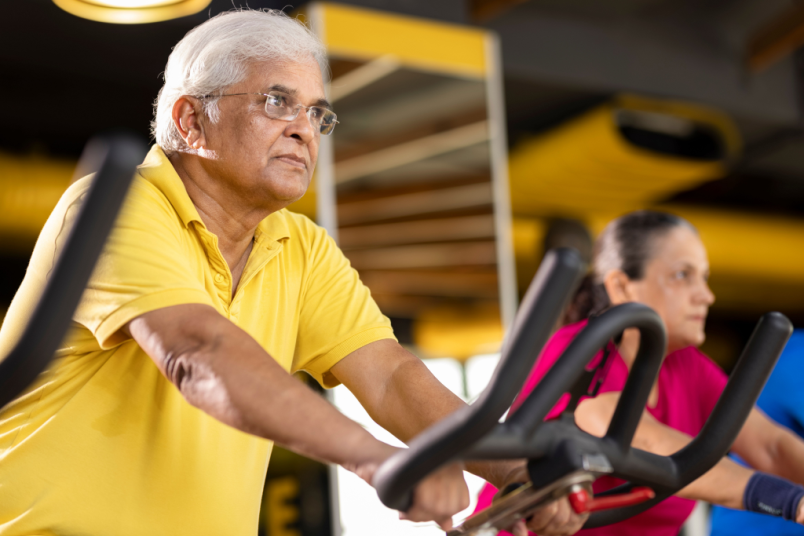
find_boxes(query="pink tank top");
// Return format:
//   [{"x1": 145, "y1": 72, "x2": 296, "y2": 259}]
[{"x1": 474, "y1": 320, "x2": 728, "y2": 536}]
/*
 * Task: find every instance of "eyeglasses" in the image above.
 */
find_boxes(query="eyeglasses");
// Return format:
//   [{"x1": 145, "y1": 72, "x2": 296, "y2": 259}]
[{"x1": 202, "y1": 91, "x2": 339, "y2": 135}]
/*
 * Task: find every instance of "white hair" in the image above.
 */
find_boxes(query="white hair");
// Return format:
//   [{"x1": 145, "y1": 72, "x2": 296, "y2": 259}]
[{"x1": 152, "y1": 9, "x2": 328, "y2": 154}]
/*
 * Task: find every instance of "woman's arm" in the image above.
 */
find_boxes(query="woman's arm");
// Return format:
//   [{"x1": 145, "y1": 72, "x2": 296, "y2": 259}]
[
  {"x1": 575, "y1": 392, "x2": 754, "y2": 509},
  {"x1": 732, "y1": 408, "x2": 804, "y2": 485}
]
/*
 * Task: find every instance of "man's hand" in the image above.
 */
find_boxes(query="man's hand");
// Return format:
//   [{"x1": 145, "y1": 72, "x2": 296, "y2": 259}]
[
  {"x1": 401, "y1": 462, "x2": 470, "y2": 531},
  {"x1": 347, "y1": 443, "x2": 470, "y2": 531},
  {"x1": 499, "y1": 465, "x2": 588, "y2": 536}
]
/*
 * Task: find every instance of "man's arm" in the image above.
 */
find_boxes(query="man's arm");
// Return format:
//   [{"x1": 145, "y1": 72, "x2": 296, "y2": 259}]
[
  {"x1": 330, "y1": 339, "x2": 588, "y2": 536},
  {"x1": 329, "y1": 338, "x2": 517, "y2": 486},
  {"x1": 126, "y1": 303, "x2": 469, "y2": 529}
]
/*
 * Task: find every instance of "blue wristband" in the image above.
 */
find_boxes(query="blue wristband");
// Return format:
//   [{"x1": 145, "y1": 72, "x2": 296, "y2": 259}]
[{"x1": 743, "y1": 472, "x2": 804, "y2": 520}]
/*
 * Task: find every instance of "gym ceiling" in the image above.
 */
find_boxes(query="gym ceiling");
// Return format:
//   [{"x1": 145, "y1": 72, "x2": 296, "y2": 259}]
[{"x1": 4, "y1": 0, "x2": 804, "y2": 363}]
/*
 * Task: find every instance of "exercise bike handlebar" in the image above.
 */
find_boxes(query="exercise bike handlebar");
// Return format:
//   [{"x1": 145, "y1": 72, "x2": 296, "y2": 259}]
[
  {"x1": 463, "y1": 304, "x2": 790, "y2": 527},
  {"x1": 0, "y1": 134, "x2": 145, "y2": 410},
  {"x1": 507, "y1": 302, "x2": 666, "y2": 447},
  {"x1": 372, "y1": 248, "x2": 587, "y2": 511},
  {"x1": 373, "y1": 243, "x2": 792, "y2": 528},
  {"x1": 587, "y1": 310, "x2": 793, "y2": 526}
]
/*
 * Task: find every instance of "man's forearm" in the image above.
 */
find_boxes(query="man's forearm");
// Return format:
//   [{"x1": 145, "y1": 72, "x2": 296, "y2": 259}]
[
  {"x1": 332, "y1": 341, "x2": 520, "y2": 488},
  {"x1": 129, "y1": 304, "x2": 391, "y2": 471}
]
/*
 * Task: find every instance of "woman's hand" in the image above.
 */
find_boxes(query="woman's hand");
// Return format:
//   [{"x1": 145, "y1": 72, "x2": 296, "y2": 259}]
[{"x1": 798, "y1": 496, "x2": 804, "y2": 524}]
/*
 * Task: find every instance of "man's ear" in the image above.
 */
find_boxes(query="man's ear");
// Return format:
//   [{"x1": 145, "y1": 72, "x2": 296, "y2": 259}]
[
  {"x1": 172, "y1": 96, "x2": 207, "y2": 150},
  {"x1": 603, "y1": 269, "x2": 633, "y2": 305}
]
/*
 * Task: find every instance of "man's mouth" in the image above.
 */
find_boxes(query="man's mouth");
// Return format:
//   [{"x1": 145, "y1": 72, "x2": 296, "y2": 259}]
[{"x1": 275, "y1": 154, "x2": 306, "y2": 169}]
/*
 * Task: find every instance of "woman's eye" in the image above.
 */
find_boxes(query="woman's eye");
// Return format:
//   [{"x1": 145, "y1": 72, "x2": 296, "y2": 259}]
[{"x1": 673, "y1": 270, "x2": 689, "y2": 281}]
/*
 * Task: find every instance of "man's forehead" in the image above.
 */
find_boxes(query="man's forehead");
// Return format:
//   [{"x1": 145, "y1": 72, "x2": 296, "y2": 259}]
[{"x1": 245, "y1": 58, "x2": 327, "y2": 103}]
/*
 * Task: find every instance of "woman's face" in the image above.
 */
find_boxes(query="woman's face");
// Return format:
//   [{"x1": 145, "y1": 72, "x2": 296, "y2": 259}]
[{"x1": 611, "y1": 226, "x2": 716, "y2": 352}]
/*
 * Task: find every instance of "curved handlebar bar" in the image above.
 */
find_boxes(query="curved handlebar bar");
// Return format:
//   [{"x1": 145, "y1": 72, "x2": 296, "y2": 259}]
[
  {"x1": 586, "y1": 310, "x2": 792, "y2": 526},
  {"x1": 0, "y1": 134, "x2": 145, "y2": 410},
  {"x1": 507, "y1": 302, "x2": 665, "y2": 446},
  {"x1": 372, "y1": 248, "x2": 586, "y2": 511}
]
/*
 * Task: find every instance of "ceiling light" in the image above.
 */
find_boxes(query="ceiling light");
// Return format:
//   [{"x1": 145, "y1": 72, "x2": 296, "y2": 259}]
[{"x1": 53, "y1": 0, "x2": 212, "y2": 23}]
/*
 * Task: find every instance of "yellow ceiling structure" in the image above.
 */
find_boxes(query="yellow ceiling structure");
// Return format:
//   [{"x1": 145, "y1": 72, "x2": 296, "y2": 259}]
[
  {"x1": 0, "y1": 152, "x2": 74, "y2": 250},
  {"x1": 509, "y1": 94, "x2": 742, "y2": 218},
  {"x1": 307, "y1": 3, "x2": 488, "y2": 79}
]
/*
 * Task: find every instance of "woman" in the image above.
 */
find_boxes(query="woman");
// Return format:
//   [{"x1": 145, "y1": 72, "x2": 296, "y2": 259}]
[{"x1": 476, "y1": 210, "x2": 804, "y2": 536}]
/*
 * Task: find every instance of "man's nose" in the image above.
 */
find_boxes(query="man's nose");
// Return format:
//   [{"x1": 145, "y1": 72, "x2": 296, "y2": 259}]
[{"x1": 286, "y1": 107, "x2": 316, "y2": 143}]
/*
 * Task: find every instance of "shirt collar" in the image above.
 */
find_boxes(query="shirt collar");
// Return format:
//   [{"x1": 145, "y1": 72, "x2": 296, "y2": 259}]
[{"x1": 137, "y1": 145, "x2": 291, "y2": 242}]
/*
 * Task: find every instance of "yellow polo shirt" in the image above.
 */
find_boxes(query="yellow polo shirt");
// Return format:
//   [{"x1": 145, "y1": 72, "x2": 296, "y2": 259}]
[{"x1": 0, "y1": 145, "x2": 394, "y2": 536}]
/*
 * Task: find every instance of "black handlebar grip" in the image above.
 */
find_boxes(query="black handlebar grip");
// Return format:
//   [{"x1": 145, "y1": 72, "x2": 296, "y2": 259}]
[
  {"x1": 372, "y1": 248, "x2": 586, "y2": 511},
  {"x1": 673, "y1": 311, "x2": 792, "y2": 480},
  {"x1": 0, "y1": 134, "x2": 145, "y2": 410},
  {"x1": 586, "y1": 311, "x2": 793, "y2": 528},
  {"x1": 507, "y1": 303, "x2": 666, "y2": 442}
]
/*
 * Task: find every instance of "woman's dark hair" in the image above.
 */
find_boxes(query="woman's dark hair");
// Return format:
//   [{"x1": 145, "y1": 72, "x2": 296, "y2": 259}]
[{"x1": 563, "y1": 210, "x2": 695, "y2": 325}]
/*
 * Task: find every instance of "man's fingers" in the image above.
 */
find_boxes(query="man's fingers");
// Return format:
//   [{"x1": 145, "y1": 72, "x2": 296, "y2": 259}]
[
  {"x1": 525, "y1": 499, "x2": 559, "y2": 531},
  {"x1": 399, "y1": 462, "x2": 469, "y2": 528}
]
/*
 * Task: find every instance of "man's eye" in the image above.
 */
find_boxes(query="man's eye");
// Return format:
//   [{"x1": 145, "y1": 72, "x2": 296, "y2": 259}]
[
  {"x1": 310, "y1": 107, "x2": 326, "y2": 120},
  {"x1": 674, "y1": 270, "x2": 689, "y2": 280},
  {"x1": 267, "y1": 94, "x2": 285, "y2": 107}
]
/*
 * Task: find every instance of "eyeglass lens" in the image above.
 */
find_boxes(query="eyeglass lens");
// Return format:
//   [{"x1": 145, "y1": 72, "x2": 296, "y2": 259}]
[{"x1": 265, "y1": 92, "x2": 338, "y2": 135}]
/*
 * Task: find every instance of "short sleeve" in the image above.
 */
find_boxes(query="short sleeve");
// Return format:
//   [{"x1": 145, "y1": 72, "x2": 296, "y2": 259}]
[
  {"x1": 291, "y1": 221, "x2": 395, "y2": 388},
  {"x1": 511, "y1": 322, "x2": 589, "y2": 414},
  {"x1": 74, "y1": 176, "x2": 213, "y2": 348}
]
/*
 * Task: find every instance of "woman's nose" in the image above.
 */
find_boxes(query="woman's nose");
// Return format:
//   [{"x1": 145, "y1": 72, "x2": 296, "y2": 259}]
[{"x1": 697, "y1": 279, "x2": 716, "y2": 306}]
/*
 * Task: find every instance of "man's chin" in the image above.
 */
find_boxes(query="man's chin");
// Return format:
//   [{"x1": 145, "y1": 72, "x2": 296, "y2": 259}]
[{"x1": 259, "y1": 177, "x2": 309, "y2": 205}]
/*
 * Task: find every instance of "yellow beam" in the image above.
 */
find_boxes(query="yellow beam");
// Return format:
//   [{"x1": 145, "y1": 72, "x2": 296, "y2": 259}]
[
  {"x1": 414, "y1": 302, "x2": 503, "y2": 360},
  {"x1": 309, "y1": 2, "x2": 489, "y2": 79},
  {"x1": 0, "y1": 152, "x2": 74, "y2": 248}
]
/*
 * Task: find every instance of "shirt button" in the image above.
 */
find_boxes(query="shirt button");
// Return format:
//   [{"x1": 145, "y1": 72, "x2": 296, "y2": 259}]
[{"x1": 214, "y1": 273, "x2": 225, "y2": 283}]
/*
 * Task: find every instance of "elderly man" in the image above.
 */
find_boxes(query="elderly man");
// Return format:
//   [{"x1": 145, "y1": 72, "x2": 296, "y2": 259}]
[{"x1": 0, "y1": 9, "x2": 584, "y2": 536}]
